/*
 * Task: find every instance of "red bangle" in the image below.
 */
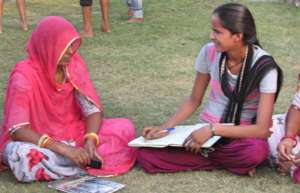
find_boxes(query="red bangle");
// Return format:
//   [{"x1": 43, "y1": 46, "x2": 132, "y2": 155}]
[
  {"x1": 281, "y1": 135, "x2": 298, "y2": 147},
  {"x1": 291, "y1": 104, "x2": 300, "y2": 111}
]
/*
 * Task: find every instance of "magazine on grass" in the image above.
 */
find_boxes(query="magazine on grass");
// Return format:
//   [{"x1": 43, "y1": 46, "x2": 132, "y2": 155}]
[
  {"x1": 48, "y1": 175, "x2": 125, "y2": 193},
  {"x1": 128, "y1": 123, "x2": 222, "y2": 149}
]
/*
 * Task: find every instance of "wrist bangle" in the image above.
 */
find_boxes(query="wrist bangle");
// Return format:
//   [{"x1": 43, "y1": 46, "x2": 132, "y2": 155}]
[
  {"x1": 291, "y1": 104, "x2": 300, "y2": 112},
  {"x1": 281, "y1": 135, "x2": 298, "y2": 147},
  {"x1": 41, "y1": 136, "x2": 53, "y2": 148},
  {"x1": 209, "y1": 123, "x2": 216, "y2": 137},
  {"x1": 84, "y1": 132, "x2": 100, "y2": 146},
  {"x1": 37, "y1": 134, "x2": 50, "y2": 148}
]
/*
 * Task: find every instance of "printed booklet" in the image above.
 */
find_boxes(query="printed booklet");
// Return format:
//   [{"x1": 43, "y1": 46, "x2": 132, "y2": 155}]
[{"x1": 48, "y1": 175, "x2": 125, "y2": 193}]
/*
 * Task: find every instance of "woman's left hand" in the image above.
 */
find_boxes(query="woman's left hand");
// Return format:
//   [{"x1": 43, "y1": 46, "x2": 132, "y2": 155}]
[
  {"x1": 277, "y1": 138, "x2": 295, "y2": 161},
  {"x1": 84, "y1": 139, "x2": 103, "y2": 164},
  {"x1": 183, "y1": 125, "x2": 212, "y2": 154},
  {"x1": 292, "y1": 152, "x2": 300, "y2": 167}
]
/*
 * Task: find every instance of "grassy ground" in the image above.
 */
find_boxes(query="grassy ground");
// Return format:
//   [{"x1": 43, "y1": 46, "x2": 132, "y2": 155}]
[{"x1": 0, "y1": 0, "x2": 300, "y2": 192}]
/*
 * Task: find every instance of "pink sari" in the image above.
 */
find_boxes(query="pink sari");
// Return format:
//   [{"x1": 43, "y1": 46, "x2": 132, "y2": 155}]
[{"x1": 0, "y1": 16, "x2": 136, "y2": 177}]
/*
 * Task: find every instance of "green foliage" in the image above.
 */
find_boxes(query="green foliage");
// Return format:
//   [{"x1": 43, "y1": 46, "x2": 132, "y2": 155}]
[{"x1": 0, "y1": 0, "x2": 299, "y2": 192}]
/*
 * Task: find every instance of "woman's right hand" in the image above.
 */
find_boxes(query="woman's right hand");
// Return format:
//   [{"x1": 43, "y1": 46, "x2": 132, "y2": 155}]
[
  {"x1": 276, "y1": 159, "x2": 293, "y2": 175},
  {"x1": 84, "y1": 138, "x2": 104, "y2": 165},
  {"x1": 142, "y1": 126, "x2": 169, "y2": 140},
  {"x1": 62, "y1": 146, "x2": 91, "y2": 167},
  {"x1": 277, "y1": 138, "x2": 295, "y2": 161}
]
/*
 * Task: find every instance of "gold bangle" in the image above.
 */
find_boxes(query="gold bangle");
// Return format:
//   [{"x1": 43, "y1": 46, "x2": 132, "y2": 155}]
[
  {"x1": 41, "y1": 136, "x2": 53, "y2": 148},
  {"x1": 84, "y1": 132, "x2": 100, "y2": 146},
  {"x1": 37, "y1": 134, "x2": 49, "y2": 147}
]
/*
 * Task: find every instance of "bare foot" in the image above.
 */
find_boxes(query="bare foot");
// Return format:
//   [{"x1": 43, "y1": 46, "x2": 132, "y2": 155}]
[
  {"x1": 248, "y1": 168, "x2": 256, "y2": 177},
  {"x1": 127, "y1": 18, "x2": 144, "y2": 23},
  {"x1": 20, "y1": 22, "x2": 28, "y2": 31},
  {"x1": 128, "y1": 9, "x2": 133, "y2": 17},
  {"x1": 101, "y1": 24, "x2": 111, "y2": 33},
  {"x1": 80, "y1": 31, "x2": 93, "y2": 38}
]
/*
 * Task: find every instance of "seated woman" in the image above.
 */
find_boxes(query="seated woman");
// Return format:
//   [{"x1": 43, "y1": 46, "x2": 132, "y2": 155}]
[
  {"x1": 269, "y1": 74, "x2": 300, "y2": 183},
  {"x1": 137, "y1": 3, "x2": 283, "y2": 176},
  {"x1": 0, "y1": 16, "x2": 136, "y2": 182}
]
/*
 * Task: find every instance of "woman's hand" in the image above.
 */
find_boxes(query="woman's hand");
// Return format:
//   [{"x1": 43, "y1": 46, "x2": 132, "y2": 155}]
[
  {"x1": 292, "y1": 152, "x2": 300, "y2": 167},
  {"x1": 63, "y1": 145, "x2": 91, "y2": 167},
  {"x1": 183, "y1": 125, "x2": 212, "y2": 154},
  {"x1": 84, "y1": 138, "x2": 103, "y2": 164},
  {"x1": 276, "y1": 159, "x2": 293, "y2": 175},
  {"x1": 277, "y1": 138, "x2": 295, "y2": 161},
  {"x1": 141, "y1": 126, "x2": 169, "y2": 140}
]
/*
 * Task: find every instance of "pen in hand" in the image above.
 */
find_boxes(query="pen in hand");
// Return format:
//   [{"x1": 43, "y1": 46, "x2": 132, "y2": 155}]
[
  {"x1": 144, "y1": 127, "x2": 175, "y2": 140},
  {"x1": 153, "y1": 127, "x2": 175, "y2": 139},
  {"x1": 155, "y1": 127, "x2": 175, "y2": 137},
  {"x1": 161, "y1": 127, "x2": 175, "y2": 133}
]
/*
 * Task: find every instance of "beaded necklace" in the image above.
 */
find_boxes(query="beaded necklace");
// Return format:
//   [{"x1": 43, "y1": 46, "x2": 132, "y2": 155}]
[{"x1": 220, "y1": 45, "x2": 249, "y2": 123}]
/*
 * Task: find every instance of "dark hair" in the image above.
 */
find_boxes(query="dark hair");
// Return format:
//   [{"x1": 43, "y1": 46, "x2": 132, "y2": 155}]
[{"x1": 213, "y1": 3, "x2": 261, "y2": 47}]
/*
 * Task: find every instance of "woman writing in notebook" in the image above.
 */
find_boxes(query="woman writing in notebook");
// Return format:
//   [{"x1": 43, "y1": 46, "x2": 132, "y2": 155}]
[{"x1": 137, "y1": 3, "x2": 283, "y2": 176}]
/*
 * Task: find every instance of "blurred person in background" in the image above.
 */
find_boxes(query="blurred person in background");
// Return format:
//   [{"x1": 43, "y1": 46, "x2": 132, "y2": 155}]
[
  {"x1": 0, "y1": 0, "x2": 28, "y2": 33},
  {"x1": 80, "y1": 0, "x2": 110, "y2": 37}
]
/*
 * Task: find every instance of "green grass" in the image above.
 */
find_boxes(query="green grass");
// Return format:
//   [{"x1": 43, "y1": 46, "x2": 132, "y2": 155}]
[{"x1": 0, "y1": 0, "x2": 300, "y2": 192}]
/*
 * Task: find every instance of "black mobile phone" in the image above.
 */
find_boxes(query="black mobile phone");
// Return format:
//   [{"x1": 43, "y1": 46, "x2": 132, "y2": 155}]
[{"x1": 88, "y1": 159, "x2": 102, "y2": 169}]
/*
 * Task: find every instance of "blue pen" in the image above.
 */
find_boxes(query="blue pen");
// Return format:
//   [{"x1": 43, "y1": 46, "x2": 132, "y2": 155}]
[
  {"x1": 157, "y1": 127, "x2": 175, "y2": 135},
  {"x1": 164, "y1": 127, "x2": 175, "y2": 133}
]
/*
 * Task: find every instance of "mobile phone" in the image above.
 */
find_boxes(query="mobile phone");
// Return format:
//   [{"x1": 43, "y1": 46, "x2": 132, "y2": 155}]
[{"x1": 88, "y1": 159, "x2": 102, "y2": 169}]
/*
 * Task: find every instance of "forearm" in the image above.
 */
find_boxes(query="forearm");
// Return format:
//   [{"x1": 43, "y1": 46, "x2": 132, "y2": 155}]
[
  {"x1": 85, "y1": 112, "x2": 102, "y2": 133},
  {"x1": 213, "y1": 124, "x2": 271, "y2": 139},
  {"x1": 214, "y1": 93, "x2": 275, "y2": 139},
  {"x1": 11, "y1": 125, "x2": 40, "y2": 144},
  {"x1": 163, "y1": 72, "x2": 209, "y2": 128},
  {"x1": 163, "y1": 96, "x2": 201, "y2": 128},
  {"x1": 285, "y1": 106, "x2": 300, "y2": 136},
  {"x1": 162, "y1": 72, "x2": 209, "y2": 128},
  {"x1": 11, "y1": 125, "x2": 69, "y2": 155}
]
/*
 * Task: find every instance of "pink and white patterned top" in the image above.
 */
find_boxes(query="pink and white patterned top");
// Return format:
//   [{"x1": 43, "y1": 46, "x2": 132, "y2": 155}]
[{"x1": 195, "y1": 43, "x2": 278, "y2": 125}]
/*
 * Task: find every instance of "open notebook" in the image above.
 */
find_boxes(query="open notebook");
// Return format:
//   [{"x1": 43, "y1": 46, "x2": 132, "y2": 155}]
[{"x1": 128, "y1": 123, "x2": 221, "y2": 149}]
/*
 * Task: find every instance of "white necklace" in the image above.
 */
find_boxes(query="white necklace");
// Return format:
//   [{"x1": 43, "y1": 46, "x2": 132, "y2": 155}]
[
  {"x1": 220, "y1": 45, "x2": 249, "y2": 122},
  {"x1": 220, "y1": 46, "x2": 249, "y2": 92}
]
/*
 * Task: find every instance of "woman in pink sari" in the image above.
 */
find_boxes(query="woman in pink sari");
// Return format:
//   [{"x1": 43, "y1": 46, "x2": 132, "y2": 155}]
[{"x1": 0, "y1": 16, "x2": 136, "y2": 182}]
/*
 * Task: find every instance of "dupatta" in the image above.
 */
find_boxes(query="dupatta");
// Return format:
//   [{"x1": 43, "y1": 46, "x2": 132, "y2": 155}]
[
  {"x1": 219, "y1": 45, "x2": 283, "y2": 125},
  {"x1": 0, "y1": 16, "x2": 102, "y2": 168}
]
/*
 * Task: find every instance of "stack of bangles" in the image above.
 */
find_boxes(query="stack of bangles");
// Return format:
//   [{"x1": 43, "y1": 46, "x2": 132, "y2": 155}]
[
  {"x1": 84, "y1": 132, "x2": 100, "y2": 146},
  {"x1": 37, "y1": 134, "x2": 53, "y2": 148},
  {"x1": 281, "y1": 135, "x2": 298, "y2": 148}
]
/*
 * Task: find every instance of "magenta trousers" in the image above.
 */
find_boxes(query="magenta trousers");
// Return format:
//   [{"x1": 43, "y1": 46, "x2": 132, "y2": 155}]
[{"x1": 137, "y1": 138, "x2": 268, "y2": 175}]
